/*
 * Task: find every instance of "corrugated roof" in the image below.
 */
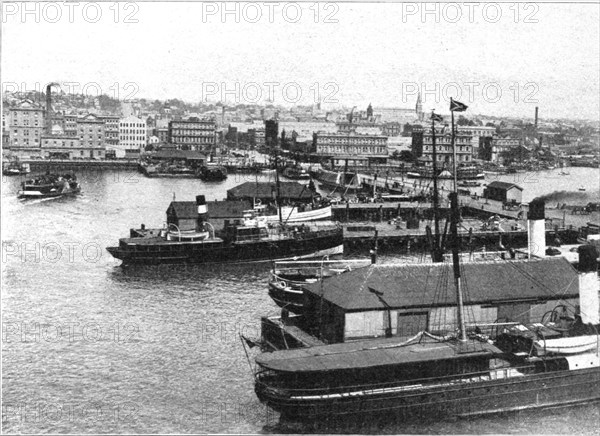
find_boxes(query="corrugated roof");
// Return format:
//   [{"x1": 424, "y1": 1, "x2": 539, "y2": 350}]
[
  {"x1": 303, "y1": 258, "x2": 579, "y2": 311},
  {"x1": 256, "y1": 336, "x2": 501, "y2": 372},
  {"x1": 487, "y1": 181, "x2": 523, "y2": 190},
  {"x1": 227, "y1": 182, "x2": 313, "y2": 200}
]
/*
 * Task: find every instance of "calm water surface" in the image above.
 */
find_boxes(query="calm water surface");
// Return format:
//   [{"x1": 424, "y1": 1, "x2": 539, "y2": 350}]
[{"x1": 2, "y1": 167, "x2": 599, "y2": 434}]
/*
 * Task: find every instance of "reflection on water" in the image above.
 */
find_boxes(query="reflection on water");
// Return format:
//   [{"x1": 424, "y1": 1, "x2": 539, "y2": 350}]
[{"x1": 2, "y1": 168, "x2": 599, "y2": 433}]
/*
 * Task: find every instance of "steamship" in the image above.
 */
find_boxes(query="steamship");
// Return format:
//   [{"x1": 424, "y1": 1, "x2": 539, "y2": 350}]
[
  {"x1": 106, "y1": 195, "x2": 344, "y2": 265},
  {"x1": 252, "y1": 200, "x2": 600, "y2": 423},
  {"x1": 17, "y1": 173, "x2": 81, "y2": 199},
  {"x1": 249, "y1": 109, "x2": 600, "y2": 423}
]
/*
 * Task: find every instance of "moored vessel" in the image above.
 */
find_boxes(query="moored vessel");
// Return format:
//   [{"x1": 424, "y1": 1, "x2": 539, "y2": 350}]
[
  {"x1": 106, "y1": 195, "x2": 344, "y2": 265},
  {"x1": 248, "y1": 106, "x2": 600, "y2": 423}
]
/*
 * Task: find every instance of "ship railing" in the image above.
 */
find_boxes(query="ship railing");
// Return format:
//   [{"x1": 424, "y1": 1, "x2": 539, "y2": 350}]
[{"x1": 254, "y1": 362, "x2": 536, "y2": 398}]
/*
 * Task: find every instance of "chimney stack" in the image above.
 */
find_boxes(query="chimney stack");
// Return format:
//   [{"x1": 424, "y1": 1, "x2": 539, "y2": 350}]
[
  {"x1": 45, "y1": 84, "x2": 53, "y2": 133},
  {"x1": 527, "y1": 199, "x2": 545, "y2": 258},
  {"x1": 534, "y1": 107, "x2": 539, "y2": 129},
  {"x1": 577, "y1": 245, "x2": 599, "y2": 325}
]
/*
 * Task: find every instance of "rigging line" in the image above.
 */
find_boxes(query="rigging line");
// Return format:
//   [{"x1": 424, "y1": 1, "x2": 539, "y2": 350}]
[
  {"x1": 507, "y1": 260, "x2": 579, "y2": 303},
  {"x1": 505, "y1": 262, "x2": 585, "y2": 319}
]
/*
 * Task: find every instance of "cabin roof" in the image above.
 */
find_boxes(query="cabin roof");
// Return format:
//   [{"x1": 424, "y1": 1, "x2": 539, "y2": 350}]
[
  {"x1": 256, "y1": 336, "x2": 501, "y2": 373},
  {"x1": 486, "y1": 181, "x2": 523, "y2": 191},
  {"x1": 303, "y1": 257, "x2": 579, "y2": 311},
  {"x1": 227, "y1": 181, "x2": 312, "y2": 200}
]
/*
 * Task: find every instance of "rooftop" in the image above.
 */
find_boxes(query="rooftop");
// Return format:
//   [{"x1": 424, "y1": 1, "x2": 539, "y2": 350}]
[
  {"x1": 487, "y1": 181, "x2": 524, "y2": 190},
  {"x1": 303, "y1": 257, "x2": 579, "y2": 311}
]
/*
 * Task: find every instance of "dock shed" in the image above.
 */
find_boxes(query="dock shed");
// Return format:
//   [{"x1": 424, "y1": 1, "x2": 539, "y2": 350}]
[
  {"x1": 485, "y1": 181, "x2": 523, "y2": 203},
  {"x1": 301, "y1": 258, "x2": 580, "y2": 343}
]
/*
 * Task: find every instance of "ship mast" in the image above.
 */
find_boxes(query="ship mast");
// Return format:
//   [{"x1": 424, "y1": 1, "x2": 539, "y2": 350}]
[
  {"x1": 449, "y1": 98, "x2": 468, "y2": 342},
  {"x1": 274, "y1": 150, "x2": 283, "y2": 224},
  {"x1": 430, "y1": 112, "x2": 443, "y2": 262}
]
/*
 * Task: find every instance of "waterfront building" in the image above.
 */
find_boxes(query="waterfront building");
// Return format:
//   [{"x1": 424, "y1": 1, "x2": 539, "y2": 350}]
[
  {"x1": 40, "y1": 124, "x2": 94, "y2": 159},
  {"x1": 5, "y1": 100, "x2": 44, "y2": 156},
  {"x1": 419, "y1": 131, "x2": 473, "y2": 167},
  {"x1": 457, "y1": 125, "x2": 497, "y2": 157},
  {"x1": 491, "y1": 137, "x2": 524, "y2": 163},
  {"x1": 100, "y1": 115, "x2": 120, "y2": 148},
  {"x1": 314, "y1": 132, "x2": 388, "y2": 167},
  {"x1": 484, "y1": 181, "x2": 523, "y2": 204},
  {"x1": 168, "y1": 117, "x2": 216, "y2": 151},
  {"x1": 119, "y1": 115, "x2": 147, "y2": 152},
  {"x1": 76, "y1": 114, "x2": 106, "y2": 159}
]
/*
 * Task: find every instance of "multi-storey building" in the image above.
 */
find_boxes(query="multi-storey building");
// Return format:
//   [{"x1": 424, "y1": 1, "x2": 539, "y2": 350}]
[
  {"x1": 5, "y1": 100, "x2": 44, "y2": 156},
  {"x1": 491, "y1": 137, "x2": 523, "y2": 163},
  {"x1": 76, "y1": 114, "x2": 105, "y2": 158},
  {"x1": 315, "y1": 132, "x2": 388, "y2": 166},
  {"x1": 420, "y1": 131, "x2": 473, "y2": 167},
  {"x1": 100, "y1": 115, "x2": 120, "y2": 148},
  {"x1": 40, "y1": 125, "x2": 83, "y2": 159},
  {"x1": 168, "y1": 117, "x2": 216, "y2": 151},
  {"x1": 2, "y1": 110, "x2": 8, "y2": 147},
  {"x1": 119, "y1": 115, "x2": 146, "y2": 151},
  {"x1": 457, "y1": 125, "x2": 496, "y2": 157}
]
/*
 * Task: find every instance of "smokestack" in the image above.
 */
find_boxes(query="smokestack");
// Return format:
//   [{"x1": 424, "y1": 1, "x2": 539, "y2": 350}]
[
  {"x1": 527, "y1": 199, "x2": 545, "y2": 258},
  {"x1": 196, "y1": 195, "x2": 207, "y2": 215},
  {"x1": 577, "y1": 245, "x2": 599, "y2": 324},
  {"x1": 46, "y1": 84, "x2": 53, "y2": 133},
  {"x1": 534, "y1": 107, "x2": 538, "y2": 129}
]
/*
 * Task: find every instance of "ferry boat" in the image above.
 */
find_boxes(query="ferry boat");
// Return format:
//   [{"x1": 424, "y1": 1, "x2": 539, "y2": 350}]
[
  {"x1": 17, "y1": 173, "x2": 81, "y2": 199},
  {"x1": 106, "y1": 196, "x2": 343, "y2": 265}
]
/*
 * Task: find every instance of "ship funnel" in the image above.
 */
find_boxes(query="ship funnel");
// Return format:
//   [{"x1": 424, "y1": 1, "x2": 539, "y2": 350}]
[
  {"x1": 527, "y1": 199, "x2": 545, "y2": 258},
  {"x1": 196, "y1": 195, "x2": 207, "y2": 215},
  {"x1": 577, "y1": 245, "x2": 599, "y2": 324}
]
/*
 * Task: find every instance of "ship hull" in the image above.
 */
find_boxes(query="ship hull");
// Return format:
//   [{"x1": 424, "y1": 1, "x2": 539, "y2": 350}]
[
  {"x1": 256, "y1": 366, "x2": 600, "y2": 421},
  {"x1": 107, "y1": 233, "x2": 343, "y2": 265}
]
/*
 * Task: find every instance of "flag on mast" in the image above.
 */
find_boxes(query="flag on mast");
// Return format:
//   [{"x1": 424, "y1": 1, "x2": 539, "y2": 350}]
[
  {"x1": 431, "y1": 112, "x2": 444, "y2": 123},
  {"x1": 450, "y1": 98, "x2": 468, "y2": 112}
]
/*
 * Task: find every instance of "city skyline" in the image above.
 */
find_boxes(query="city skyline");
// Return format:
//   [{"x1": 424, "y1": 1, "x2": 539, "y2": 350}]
[{"x1": 2, "y1": 2, "x2": 599, "y2": 120}]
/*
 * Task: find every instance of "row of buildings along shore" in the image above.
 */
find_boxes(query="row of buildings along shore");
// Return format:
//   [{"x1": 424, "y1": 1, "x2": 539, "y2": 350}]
[{"x1": 2, "y1": 89, "x2": 599, "y2": 169}]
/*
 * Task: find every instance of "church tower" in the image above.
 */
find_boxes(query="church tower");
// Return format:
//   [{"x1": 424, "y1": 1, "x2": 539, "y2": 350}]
[
  {"x1": 415, "y1": 93, "x2": 423, "y2": 121},
  {"x1": 366, "y1": 103, "x2": 373, "y2": 120}
]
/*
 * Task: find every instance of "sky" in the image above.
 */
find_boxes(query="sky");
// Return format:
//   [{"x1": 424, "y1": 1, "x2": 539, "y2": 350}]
[{"x1": 2, "y1": 2, "x2": 599, "y2": 120}]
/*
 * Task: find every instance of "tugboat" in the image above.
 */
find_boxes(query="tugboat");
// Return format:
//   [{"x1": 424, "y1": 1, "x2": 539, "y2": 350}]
[
  {"x1": 106, "y1": 195, "x2": 343, "y2": 265},
  {"x1": 249, "y1": 106, "x2": 600, "y2": 423},
  {"x1": 17, "y1": 173, "x2": 81, "y2": 199}
]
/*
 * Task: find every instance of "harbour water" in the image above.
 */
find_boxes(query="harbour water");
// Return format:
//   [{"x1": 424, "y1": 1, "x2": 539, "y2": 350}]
[{"x1": 2, "y1": 167, "x2": 599, "y2": 434}]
